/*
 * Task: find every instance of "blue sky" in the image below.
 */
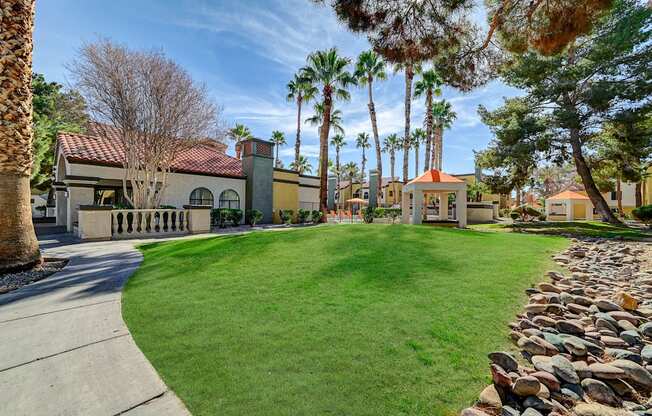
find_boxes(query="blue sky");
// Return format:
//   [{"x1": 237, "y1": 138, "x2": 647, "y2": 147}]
[{"x1": 34, "y1": 0, "x2": 521, "y2": 176}]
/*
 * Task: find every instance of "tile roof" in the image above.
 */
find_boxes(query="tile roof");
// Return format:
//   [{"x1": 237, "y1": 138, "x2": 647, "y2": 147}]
[
  {"x1": 547, "y1": 190, "x2": 590, "y2": 201},
  {"x1": 58, "y1": 124, "x2": 244, "y2": 178},
  {"x1": 407, "y1": 169, "x2": 465, "y2": 185}
]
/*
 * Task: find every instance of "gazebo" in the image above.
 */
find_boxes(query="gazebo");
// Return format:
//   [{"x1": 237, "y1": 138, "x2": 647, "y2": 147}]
[
  {"x1": 401, "y1": 169, "x2": 467, "y2": 227},
  {"x1": 544, "y1": 190, "x2": 594, "y2": 221}
]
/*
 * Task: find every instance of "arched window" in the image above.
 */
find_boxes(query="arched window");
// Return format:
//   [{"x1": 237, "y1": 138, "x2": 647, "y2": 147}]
[
  {"x1": 219, "y1": 189, "x2": 240, "y2": 209},
  {"x1": 189, "y1": 187, "x2": 214, "y2": 206}
]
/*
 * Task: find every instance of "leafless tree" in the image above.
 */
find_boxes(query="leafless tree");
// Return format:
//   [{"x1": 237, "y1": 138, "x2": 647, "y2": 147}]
[{"x1": 69, "y1": 39, "x2": 224, "y2": 209}]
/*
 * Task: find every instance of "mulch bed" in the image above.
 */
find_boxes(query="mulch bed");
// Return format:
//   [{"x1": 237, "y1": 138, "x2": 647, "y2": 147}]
[{"x1": 0, "y1": 258, "x2": 69, "y2": 294}]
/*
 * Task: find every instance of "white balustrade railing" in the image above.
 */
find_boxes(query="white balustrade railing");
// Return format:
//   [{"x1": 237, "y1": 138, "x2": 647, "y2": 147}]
[{"x1": 111, "y1": 208, "x2": 189, "y2": 239}]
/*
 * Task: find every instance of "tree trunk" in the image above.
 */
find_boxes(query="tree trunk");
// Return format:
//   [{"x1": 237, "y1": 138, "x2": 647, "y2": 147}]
[
  {"x1": 414, "y1": 143, "x2": 419, "y2": 177},
  {"x1": 616, "y1": 177, "x2": 623, "y2": 216},
  {"x1": 0, "y1": 0, "x2": 41, "y2": 272},
  {"x1": 335, "y1": 149, "x2": 340, "y2": 211},
  {"x1": 515, "y1": 186, "x2": 522, "y2": 206},
  {"x1": 390, "y1": 154, "x2": 397, "y2": 207},
  {"x1": 361, "y1": 148, "x2": 366, "y2": 193},
  {"x1": 367, "y1": 78, "x2": 383, "y2": 206},
  {"x1": 424, "y1": 90, "x2": 433, "y2": 172},
  {"x1": 402, "y1": 65, "x2": 413, "y2": 183},
  {"x1": 569, "y1": 131, "x2": 620, "y2": 223},
  {"x1": 437, "y1": 128, "x2": 444, "y2": 171},
  {"x1": 294, "y1": 96, "x2": 302, "y2": 166},
  {"x1": 318, "y1": 93, "x2": 332, "y2": 220},
  {"x1": 431, "y1": 127, "x2": 441, "y2": 170},
  {"x1": 635, "y1": 182, "x2": 642, "y2": 208}
]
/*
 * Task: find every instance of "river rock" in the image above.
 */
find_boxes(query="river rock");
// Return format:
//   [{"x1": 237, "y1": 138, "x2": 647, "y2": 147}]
[
  {"x1": 596, "y1": 299, "x2": 623, "y2": 312},
  {"x1": 639, "y1": 322, "x2": 652, "y2": 338},
  {"x1": 581, "y1": 378, "x2": 621, "y2": 406},
  {"x1": 611, "y1": 359, "x2": 652, "y2": 389},
  {"x1": 614, "y1": 291, "x2": 638, "y2": 311},
  {"x1": 620, "y1": 330, "x2": 642, "y2": 346},
  {"x1": 489, "y1": 351, "x2": 519, "y2": 373},
  {"x1": 479, "y1": 384, "x2": 502, "y2": 407},
  {"x1": 531, "y1": 370, "x2": 561, "y2": 391},
  {"x1": 556, "y1": 320, "x2": 585, "y2": 336},
  {"x1": 551, "y1": 355, "x2": 580, "y2": 384},
  {"x1": 513, "y1": 376, "x2": 541, "y2": 396},
  {"x1": 572, "y1": 403, "x2": 637, "y2": 416},
  {"x1": 588, "y1": 363, "x2": 626, "y2": 380}
]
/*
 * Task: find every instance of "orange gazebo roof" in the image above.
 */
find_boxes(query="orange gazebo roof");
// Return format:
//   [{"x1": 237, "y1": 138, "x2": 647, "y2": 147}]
[
  {"x1": 547, "y1": 190, "x2": 590, "y2": 201},
  {"x1": 407, "y1": 169, "x2": 465, "y2": 185}
]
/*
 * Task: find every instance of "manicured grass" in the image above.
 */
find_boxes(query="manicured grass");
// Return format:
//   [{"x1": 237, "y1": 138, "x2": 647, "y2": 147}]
[
  {"x1": 470, "y1": 220, "x2": 651, "y2": 239},
  {"x1": 123, "y1": 225, "x2": 567, "y2": 416}
]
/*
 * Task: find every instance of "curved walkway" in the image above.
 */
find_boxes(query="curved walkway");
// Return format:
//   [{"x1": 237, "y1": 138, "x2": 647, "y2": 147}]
[{"x1": 0, "y1": 235, "x2": 191, "y2": 416}]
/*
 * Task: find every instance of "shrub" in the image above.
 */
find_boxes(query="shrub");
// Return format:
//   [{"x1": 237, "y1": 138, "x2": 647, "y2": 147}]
[
  {"x1": 512, "y1": 205, "x2": 542, "y2": 222},
  {"x1": 373, "y1": 207, "x2": 386, "y2": 218},
  {"x1": 310, "y1": 210, "x2": 323, "y2": 223},
  {"x1": 500, "y1": 208, "x2": 511, "y2": 218},
  {"x1": 362, "y1": 207, "x2": 374, "y2": 223},
  {"x1": 246, "y1": 209, "x2": 263, "y2": 226},
  {"x1": 632, "y1": 205, "x2": 652, "y2": 227},
  {"x1": 297, "y1": 209, "x2": 310, "y2": 224},
  {"x1": 159, "y1": 204, "x2": 177, "y2": 209},
  {"x1": 228, "y1": 209, "x2": 243, "y2": 225},
  {"x1": 509, "y1": 211, "x2": 519, "y2": 221},
  {"x1": 385, "y1": 208, "x2": 402, "y2": 223},
  {"x1": 280, "y1": 209, "x2": 294, "y2": 224},
  {"x1": 538, "y1": 213, "x2": 547, "y2": 221}
]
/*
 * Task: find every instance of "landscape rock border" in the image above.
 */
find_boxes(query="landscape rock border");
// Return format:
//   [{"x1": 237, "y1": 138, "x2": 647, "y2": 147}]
[{"x1": 461, "y1": 238, "x2": 652, "y2": 416}]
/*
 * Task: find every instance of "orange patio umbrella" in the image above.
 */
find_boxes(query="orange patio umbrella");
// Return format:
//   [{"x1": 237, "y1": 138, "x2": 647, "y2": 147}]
[{"x1": 346, "y1": 198, "x2": 368, "y2": 205}]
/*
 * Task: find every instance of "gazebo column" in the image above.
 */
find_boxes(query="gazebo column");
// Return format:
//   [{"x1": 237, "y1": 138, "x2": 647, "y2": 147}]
[
  {"x1": 585, "y1": 201, "x2": 593, "y2": 220},
  {"x1": 401, "y1": 187, "x2": 410, "y2": 224},
  {"x1": 412, "y1": 190, "x2": 423, "y2": 225},
  {"x1": 439, "y1": 192, "x2": 449, "y2": 220},
  {"x1": 456, "y1": 189, "x2": 467, "y2": 228},
  {"x1": 566, "y1": 200, "x2": 573, "y2": 221}
]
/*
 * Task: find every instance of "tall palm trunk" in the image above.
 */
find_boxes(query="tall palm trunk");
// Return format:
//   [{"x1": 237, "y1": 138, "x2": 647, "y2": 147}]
[
  {"x1": 424, "y1": 90, "x2": 433, "y2": 171},
  {"x1": 0, "y1": 0, "x2": 41, "y2": 272},
  {"x1": 318, "y1": 93, "x2": 332, "y2": 220},
  {"x1": 431, "y1": 127, "x2": 442, "y2": 170},
  {"x1": 635, "y1": 182, "x2": 642, "y2": 207},
  {"x1": 335, "y1": 149, "x2": 341, "y2": 210},
  {"x1": 569, "y1": 130, "x2": 620, "y2": 223},
  {"x1": 390, "y1": 153, "x2": 397, "y2": 206},
  {"x1": 360, "y1": 148, "x2": 367, "y2": 192},
  {"x1": 367, "y1": 76, "x2": 382, "y2": 206},
  {"x1": 437, "y1": 128, "x2": 444, "y2": 170},
  {"x1": 402, "y1": 65, "x2": 413, "y2": 183},
  {"x1": 294, "y1": 96, "x2": 303, "y2": 165},
  {"x1": 414, "y1": 143, "x2": 419, "y2": 177}
]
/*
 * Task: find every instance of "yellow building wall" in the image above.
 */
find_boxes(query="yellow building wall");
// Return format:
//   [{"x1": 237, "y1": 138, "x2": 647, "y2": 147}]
[
  {"x1": 337, "y1": 182, "x2": 363, "y2": 205},
  {"x1": 383, "y1": 182, "x2": 402, "y2": 206},
  {"x1": 455, "y1": 174, "x2": 504, "y2": 205},
  {"x1": 644, "y1": 166, "x2": 652, "y2": 206},
  {"x1": 273, "y1": 170, "x2": 299, "y2": 224}
]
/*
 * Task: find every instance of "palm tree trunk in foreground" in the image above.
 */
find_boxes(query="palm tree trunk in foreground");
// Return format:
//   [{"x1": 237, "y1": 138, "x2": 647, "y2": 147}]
[
  {"x1": 0, "y1": 0, "x2": 41, "y2": 272},
  {"x1": 569, "y1": 131, "x2": 620, "y2": 224},
  {"x1": 402, "y1": 65, "x2": 413, "y2": 183},
  {"x1": 294, "y1": 97, "x2": 302, "y2": 165},
  {"x1": 367, "y1": 78, "x2": 382, "y2": 206},
  {"x1": 318, "y1": 95, "x2": 332, "y2": 221}
]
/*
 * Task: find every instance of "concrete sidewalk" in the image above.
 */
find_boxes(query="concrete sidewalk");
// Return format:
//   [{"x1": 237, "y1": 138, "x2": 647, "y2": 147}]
[{"x1": 0, "y1": 236, "x2": 190, "y2": 416}]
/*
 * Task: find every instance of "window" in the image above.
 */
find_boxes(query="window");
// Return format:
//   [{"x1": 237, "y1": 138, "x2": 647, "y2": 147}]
[
  {"x1": 389, "y1": 190, "x2": 393, "y2": 197},
  {"x1": 219, "y1": 189, "x2": 240, "y2": 209},
  {"x1": 189, "y1": 187, "x2": 214, "y2": 206},
  {"x1": 610, "y1": 191, "x2": 617, "y2": 201},
  {"x1": 363, "y1": 192, "x2": 368, "y2": 199}
]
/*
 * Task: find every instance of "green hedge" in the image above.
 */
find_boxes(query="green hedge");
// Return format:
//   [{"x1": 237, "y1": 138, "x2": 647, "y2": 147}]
[{"x1": 211, "y1": 208, "x2": 243, "y2": 228}]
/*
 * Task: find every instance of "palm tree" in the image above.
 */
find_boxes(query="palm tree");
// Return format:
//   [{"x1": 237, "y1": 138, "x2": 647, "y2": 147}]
[
  {"x1": 270, "y1": 130, "x2": 286, "y2": 168},
  {"x1": 300, "y1": 48, "x2": 356, "y2": 216},
  {"x1": 382, "y1": 134, "x2": 402, "y2": 206},
  {"x1": 305, "y1": 103, "x2": 344, "y2": 136},
  {"x1": 330, "y1": 133, "x2": 347, "y2": 208},
  {"x1": 287, "y1": 73, "x2": 318, "y2": 166},
  {"x1": 355, "y1": 132, "x2": 371, "y2": 188},
  {"x1": 431, "y1": 100, "x2": 457, "y2": 171},
  {"x1": 411, "y1": 128, "x2": 427, "y2": 176},
  {"x1": 289, "y1": 155, "x2": 313, "y2": 175},
  {"x1": 228, "y1": 123, "x2": 253, "y2": 158},
  {"x1": 354, "y1": 50, "x2": 386, "y2": 205},
  {"x1": 343, "y1": 161, "x2": 359, "y2": 206},
  {"x1": 413, "y1": 69, "x2": 442, "y2": 171},
  {"x1": 0, "y1": 0, "x2": 41, "y2": 272},
  {"x1": 394, "y1": 62, "x2": 421, "y2": 183}
]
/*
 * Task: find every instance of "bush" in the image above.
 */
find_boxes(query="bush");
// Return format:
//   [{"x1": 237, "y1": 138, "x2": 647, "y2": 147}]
[
  {"x1": 632, "y1": 205, "x2": 652, "y2": 226},
  {"x1": 373, "y1": 207, "x2": 386, "y2": 218},
  {"x1": 385, "y1": 208, "x2": 402, "y2": 223},
  {"x1": 310, "y1": 210, "x2": 323, "y2": 223},
  {"x1": 211, "y1": 208, "x2": 242, "y2": 227},
  {"x1": 280, "y1": 209, "x2": 294, "y2": 224},
  {"x1": 246, "y1": 209, "x2": 263, "y2": 226},
  {"x1": 500, "y1": 208, "x2": 511, "y2": 218},
  {"x1": 160, "y1": 204, "x2": 177, "y2": 209},
  {"x1": 362, "y1": 207, "x2": 374, "y2": 223},
  {"x1": 297, "y1": 209, "x2": 310, "y2": 224},
  {"x1": 509, "y1": 211, "x2": 519, "y2": 221},
  {"x1": 538, "y1": 213, "x2": 547, "y2": 221},
  {"x1": 512, "y1": 205, "x2": 542, "y2": 222}
]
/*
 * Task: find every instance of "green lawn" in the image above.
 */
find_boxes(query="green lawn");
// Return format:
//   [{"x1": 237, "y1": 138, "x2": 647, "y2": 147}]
[
  {"x1": 123, "y1": 225, "x2": 567, "y2": 416},
  {"x1": 470, "y1": 220, "x2": 651, "y2": 239}
]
